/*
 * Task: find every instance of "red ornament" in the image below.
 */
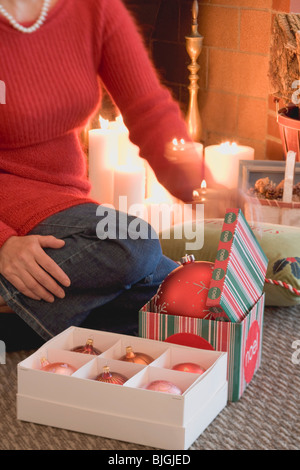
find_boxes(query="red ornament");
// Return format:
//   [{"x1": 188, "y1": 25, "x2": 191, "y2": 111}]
[
  {"x1": 71, "y1": 338, "x2": 101, "y2": 355},
  {"x1": 120, "y1": 346, "x2": 154, "y2": 365},
  {"x1": 164, "y1": 333, "x2": 214, "y2": 350},
  {"x1": 40, "y1": 357, "x2": 77, "y2": 376},
  {"x1": 95, "y1": 366, "x2": 127, "y2": 385},
  {"x1": 172, "y1": 362, "x2": 206, "y2": 374},
  {"x1": 144, "y1": 380, "x2": 182, "y2": 395},
  {"x1": 155, "y1": 255, "x2": 214, "y2": 319}
]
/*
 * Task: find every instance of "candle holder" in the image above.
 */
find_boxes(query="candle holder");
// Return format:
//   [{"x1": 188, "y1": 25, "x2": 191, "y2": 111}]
[
  {"x1": 192, "y1": 183, "x2": 237, "y2": 219},
  {"x1": 185, "y1": 0, "x2": 203, "y2": 143}
]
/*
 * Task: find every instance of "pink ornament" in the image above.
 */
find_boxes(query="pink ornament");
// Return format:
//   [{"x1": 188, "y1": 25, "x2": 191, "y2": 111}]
[
  {"x1": 155, "y1": 255, "x2": 214, "y2": 319},
  {"x1": 172, "y1": 362, "x2": 206, "y2": 374},
  {"x1": 40, "y1": 357, "x2": 77, "y2": 376},
  {"x1": 144, "y1": 380, "x2": 182, "y2": 395}
]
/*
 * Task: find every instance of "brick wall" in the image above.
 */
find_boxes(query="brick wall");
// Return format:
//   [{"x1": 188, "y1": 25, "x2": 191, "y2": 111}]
[{"x1": 123, "y1": 0, "x2": 297, "y2": 161}]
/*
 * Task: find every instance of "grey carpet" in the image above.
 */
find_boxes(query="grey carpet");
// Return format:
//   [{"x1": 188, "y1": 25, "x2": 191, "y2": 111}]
[{"x1": 1, "y1": 305, "x2": 300, "y2": 450}]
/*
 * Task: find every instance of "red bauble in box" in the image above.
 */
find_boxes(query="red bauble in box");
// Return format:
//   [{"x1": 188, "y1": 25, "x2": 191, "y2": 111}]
[
  {"x1": 95, "y1": 366, "x2": 127, "y2": 385},
  {"x1": 172, "y1": 362, "x2": 206, "y2": 375},
  {"x1": 154, "y1": 255, "x2": 214, "y2": 319},
  {"x1": 71, "y1": 338, "x2": 101, "y2": 355},
  {"x1": 144, "y1": 380, "x2": 182, "y2": 395},
  {"x1": 120, "y1": 346, "x2": 154, "y2": 365},
  {"x1": 40, "y1": 358, "x2": 77, "y2": 376}
]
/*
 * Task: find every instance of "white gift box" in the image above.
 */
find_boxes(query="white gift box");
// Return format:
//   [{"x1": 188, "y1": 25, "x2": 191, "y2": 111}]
[{"x1": 17, "y1": 326, "x2": 228, "y2": 450}]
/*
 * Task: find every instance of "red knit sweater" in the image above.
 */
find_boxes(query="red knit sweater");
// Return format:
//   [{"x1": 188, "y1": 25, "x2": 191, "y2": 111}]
[{"x1": 0, "y1": 0, "x2": 190, "y2": 247}]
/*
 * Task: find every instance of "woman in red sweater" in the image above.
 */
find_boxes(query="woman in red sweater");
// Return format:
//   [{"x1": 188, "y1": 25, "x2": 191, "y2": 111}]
[{"x1": 0, "y1": 0, "x2": 204, "y2": 349}]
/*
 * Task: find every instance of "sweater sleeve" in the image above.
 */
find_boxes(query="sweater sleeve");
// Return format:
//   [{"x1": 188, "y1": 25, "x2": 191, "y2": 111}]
[
  {"x1": 0, "y1": 221, "x2": 17, "y2": 248},
  {"x1": 96, "y1": 0, "x2": 194, "y2": 182}
]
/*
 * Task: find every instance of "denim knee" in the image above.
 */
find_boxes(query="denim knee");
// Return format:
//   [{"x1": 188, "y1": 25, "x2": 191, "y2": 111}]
[
  {"x1": 95, "y1": 209, "x2": 162, "y2": 285},
  {"x1": 121, "y1": 236, "x2": 163, "y2": 287}
]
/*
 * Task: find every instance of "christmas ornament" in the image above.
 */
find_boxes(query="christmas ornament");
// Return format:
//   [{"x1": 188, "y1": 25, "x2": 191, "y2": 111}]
[
  {"x1": 155, "y1": 254, "x2": 214, "y2": 319},
  {"x1": 120, "y1": 346, "x2": 154, "y2": 365},
  {"x1": 144, "y1": 380, "x2": 182, "y2": 395},
  {"x1": 71, "y1": 338, "x2": 101, "y2": 355},
  {"x1": 172, "y1": 362, "x2": 206, "y2": 374},
  {"x1": 95, "y1": 366, "x2": 127, "y2": 385},
  {"x1": 165, "y1": 333, "x2": 214, "y2": 350},
  {"x1": 40, "y1": 357, "x2": 77, "y2": 375}
]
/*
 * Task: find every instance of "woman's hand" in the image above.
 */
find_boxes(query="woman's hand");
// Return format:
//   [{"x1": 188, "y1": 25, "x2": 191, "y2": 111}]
[
  {"x1": 157, "y1": 141, "x2": 224, "y2": 202},
  {"x1": 0, "y1": 235, "x2": 71, "y2": 303}
]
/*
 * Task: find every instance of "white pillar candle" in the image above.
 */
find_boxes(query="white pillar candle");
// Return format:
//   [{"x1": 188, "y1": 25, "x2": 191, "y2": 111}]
[
  {"x1": 88, "y1": 125, "x2": 118, "y2": 205},
  {"x1": 204, "y1": 142, "x2": 254, "y2": 189},
  {"x1": 88, "y1": 114, "x2": 135, "y2": 206},
  {"x1": 110, "y1": 118, "x2": 146, "y2": 213},
  {"x1": 109, "y1": 115, "x2": 131, "y2": 166},
  {"x1": 114, "y1": 162, "x2": 146, "y2": 214}
]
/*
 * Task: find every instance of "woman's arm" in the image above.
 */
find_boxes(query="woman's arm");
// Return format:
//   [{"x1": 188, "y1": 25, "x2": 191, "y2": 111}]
[{"x1": 97, "y1": 0, "x2": 203, "y2": 201}]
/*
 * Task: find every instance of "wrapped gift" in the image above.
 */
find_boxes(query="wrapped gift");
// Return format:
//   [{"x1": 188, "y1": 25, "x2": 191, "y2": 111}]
[
  {"x1": 139, "y1": 294, "x2": 264, "y2": 402},
  {"x1": 139, "y1": 208, "x2": 268, "y2": 401}
]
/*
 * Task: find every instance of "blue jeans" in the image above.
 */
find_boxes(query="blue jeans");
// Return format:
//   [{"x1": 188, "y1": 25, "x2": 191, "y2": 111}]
[{"x1": 0, "y1": 203, "x2": 177, "y2": 343}]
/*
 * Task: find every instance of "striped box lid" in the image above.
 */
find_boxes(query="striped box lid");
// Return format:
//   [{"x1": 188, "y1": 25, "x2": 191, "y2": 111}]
[{"x1": 206, "y1": 209, "x2": 268, "y2": 322}]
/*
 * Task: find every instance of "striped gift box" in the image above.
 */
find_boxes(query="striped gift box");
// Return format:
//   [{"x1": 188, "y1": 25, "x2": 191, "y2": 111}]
[
  {"x1": 139, "y1": 293, "x2": 265, "y2": 402},
  {"x1": 206, "y1": 209, "x2": 268, "y2": 322}
]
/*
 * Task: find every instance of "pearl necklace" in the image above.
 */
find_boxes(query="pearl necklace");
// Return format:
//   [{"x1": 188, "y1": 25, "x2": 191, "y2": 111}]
[{"x1": 0, "y1": 0, "x2": 51, "y2": 33}]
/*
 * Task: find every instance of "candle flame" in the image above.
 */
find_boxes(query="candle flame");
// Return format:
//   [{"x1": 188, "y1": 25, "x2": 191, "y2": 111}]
[
  {"x1": 112, "y1": 114, "x2": 128, "y2": 132},
  {"x1": 99, "y1": 115, "x2": 109, "y2": 130},
  {"x1": 172, "y1": 138, "x2": 185, "y2": 150},
  {"x1": 192, "y1": 179, "x2": 207, "y2": 200},
  {"x1": 219, "y1": 141, "x2": 239, "y2": 154},
  {"x1": 99, "y1": 113, "x2": 128, "y2": 132},
  {"x1": 115, "y1": 114, "x2": 124, "y2": 124}
]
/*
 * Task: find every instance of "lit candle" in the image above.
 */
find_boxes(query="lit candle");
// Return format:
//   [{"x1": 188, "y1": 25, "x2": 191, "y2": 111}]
[
  {"x1": 165, "y1": 138, "x2": 203, "y2": 163},
  {"x1": 193, "y1": 179, "x2": 232, "y2": 218},
  {"x1": 109, "y1": 114, "x2": 131, "y2": 166},
  {"x1": 114, "y1": 152, "x2": 146, "y2": 213},
  {"x1": 204, "y1": 142, "x2": 254, "y2": 189},
  {"x1": 172, "y1": 138, "x2": 186, "y2": 152},
  {"x1": 88, "y1": 116, "x2": 118, "y2": 205},
  {"x1": 193, "y1": 179, "x2": 219, "y2": 202},
  {"x1": 108, "y1": 115, "x2": 146, "y2": 212},
  {"x1": 199, "y1": 178, "x2": 207, "y2": 199},
  {"x1": 89, "y1": 114, "x2": 144, "y2": 208}
]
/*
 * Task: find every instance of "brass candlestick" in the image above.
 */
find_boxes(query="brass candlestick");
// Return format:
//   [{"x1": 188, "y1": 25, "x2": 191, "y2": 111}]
[{"x1": 185, "y1": 0, "x2": 203, "y2": 142}]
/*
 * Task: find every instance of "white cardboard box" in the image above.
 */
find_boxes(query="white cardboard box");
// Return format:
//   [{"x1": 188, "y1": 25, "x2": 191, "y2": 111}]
[{"x1": 17, "y1": 326, "x2": 228, "y2": 450}]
